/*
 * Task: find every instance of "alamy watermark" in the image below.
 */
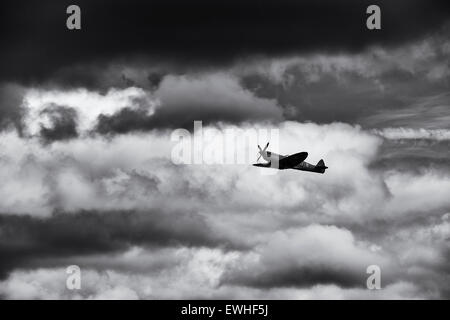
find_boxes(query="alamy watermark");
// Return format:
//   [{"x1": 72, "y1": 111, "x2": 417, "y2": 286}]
[
  {"x1": 66, "y1": 265, "x2": 81, "y2": 290},
  {"x1": 170, "y1": 121, "x2": 280, "y2": 172},
  {"x1": 66, "y1": 5, "x2": 81, "y2": 30},
  {"x1": 366, "y1": 265, "x2": 382, "y2": 290},
  {"x1": 65, "y1": 4, "x2": 380, "y2": 31}
]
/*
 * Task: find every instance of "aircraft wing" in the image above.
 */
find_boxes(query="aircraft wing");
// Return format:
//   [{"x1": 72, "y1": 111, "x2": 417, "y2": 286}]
[
  {"x1": 252, "y1": 162, "x2": 272, "y2": 168},
  {"x1": 278, "y1": 152, "x2": 308, "y2": 169}
]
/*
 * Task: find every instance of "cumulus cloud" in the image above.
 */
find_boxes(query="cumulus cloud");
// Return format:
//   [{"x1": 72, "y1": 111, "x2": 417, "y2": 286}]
[
  {"x1": 0, "y1": 121, "x2": 381, "y2": 219},
  {"x1": 0, "y1": 247, "x2": 238, "y2": 299},
  {"x1": 374, "y1": 128, "x2": 450, "y2": 141},
  {"x1": 23, "y1": 87, "x2": 158, "y2": 137},
  {"x1": 18, "y1": 73, "x2": 284, "y2": 136},
  {"x1": 0, "y1": 245, "x2": 433, "y2": 299},
  {"x1": 1, "y1": 17, "x2": 449, "y2": 299},
  {"x1": 4, "y1": 34, "x2": 450, "y2": 136},
  {"x1": 148, "y1": 73, "x2": 284, "y2": 127},
  {"x1": 222, "y1": 224, "x2": 395, "y2": 288},
  {"x1": 0, "y1": 118, "x2": 449, "y2": 298},
  {"x1": 0, "y1": 121, "x2": 448, "y2": 224}
]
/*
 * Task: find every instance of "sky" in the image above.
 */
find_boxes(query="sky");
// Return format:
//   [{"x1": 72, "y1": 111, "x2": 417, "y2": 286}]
[{"x1": 0, "y1": 0, "x2": 449, "y2": 299}]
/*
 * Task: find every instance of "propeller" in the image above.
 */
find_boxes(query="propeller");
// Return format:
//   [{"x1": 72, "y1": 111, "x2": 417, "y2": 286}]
[{"x1": 256, "y1": 142, "x2": 269, "y2": 162}]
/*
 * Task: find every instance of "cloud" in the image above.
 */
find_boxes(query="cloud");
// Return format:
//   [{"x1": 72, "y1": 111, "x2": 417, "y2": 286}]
[
  {"x1": 2, "y1": 0, "x2": 450, "y2": 86},
  {"x1": 37, "y1": 104, "x2": 78, "y2": 142},
  {"x1": 23, "y1": 87, "x2": 158, "y2": 137},
  {"x1": 3, "y1": 35, "x2": 449, "y2": 135},
  {"x1": 1, "y1": 121, "x2": 449, "y2": 224},
  {"x1": 374, "y1": 128, "x2": 450, "y2": 141},
  {"x1": 0, "y1": 247, "x2": 239, "y2": 299},
  {"x1": 96, "y1": 73, "x2": 284, "y2": 133},
  {"x1": 222, "y1": 224, "x2": 395, "y2": 288},
  {"x1": 0, "y1": 120, "x2": 449, "y2": 298},
  {"x1": 364, "y1": 94, "x2": 450, "y2": 130},
  {"x1": 0, "y1": 210, "x2": 233, "y2": 279},
  {"x1": 17, "y1": 74, "x2": 283, "y2": 136},
  {"x1": 0, "y1": 121, "x2": 378, "y2": 218},
  {"x1": 0, "y1": 247, "x2": 432, "y2": 299},
  {"x1": 0, "y1": 1, "x2": 449, "y2": 300},
  {"x1": 0, "y1": 83, "x2": 26, "y2": 132},
  {"x1": 237, "y1": 36, "x2": 450, "y2": 125}
]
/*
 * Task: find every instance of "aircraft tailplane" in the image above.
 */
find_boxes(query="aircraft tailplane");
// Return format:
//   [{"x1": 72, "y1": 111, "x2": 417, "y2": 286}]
[{"x1": 316, "y1": 159, "x2": 328, "y2": 173}]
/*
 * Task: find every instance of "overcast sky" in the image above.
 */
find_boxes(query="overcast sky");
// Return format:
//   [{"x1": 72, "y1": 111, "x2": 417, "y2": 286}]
[{"x1": 0, "y1": 0, "x2": 449, "y2": 299}]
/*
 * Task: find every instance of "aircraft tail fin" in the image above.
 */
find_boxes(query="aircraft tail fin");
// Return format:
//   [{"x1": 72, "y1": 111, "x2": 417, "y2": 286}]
[{"x1": 316, "y1": 159, "x2": 328, "y2": 173}]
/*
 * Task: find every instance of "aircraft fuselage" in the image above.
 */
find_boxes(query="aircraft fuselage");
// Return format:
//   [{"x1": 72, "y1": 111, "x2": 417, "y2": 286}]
[{"x1": 256, "y1": 150, "x2": 327, "y2": 173}]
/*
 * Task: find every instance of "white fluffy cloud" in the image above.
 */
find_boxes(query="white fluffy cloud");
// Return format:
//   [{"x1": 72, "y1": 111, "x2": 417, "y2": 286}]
[
  {"x1": 1, "y1": 84, "x2": 450, "y2": 298},
  {"x1": 0, "y1": 121, "x2": 449, "y2": 226},
  {"x1": 0, "y1": 243, "x2": 429, "y2": 299},
  {"x1": 23, "y1": 87, "x2": 158, "y2": 136},
  {"x1": 0, "y1": 247, "x2": 238, "y2": 299},
  {"x1": 222, "y1": 224, "x2": 395, "y2": 288}
]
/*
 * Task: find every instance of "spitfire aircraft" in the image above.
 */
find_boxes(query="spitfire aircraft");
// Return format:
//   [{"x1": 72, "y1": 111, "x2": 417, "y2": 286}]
[{"x1": 253, "y1": 143, "x2": 328, "y2": 174}]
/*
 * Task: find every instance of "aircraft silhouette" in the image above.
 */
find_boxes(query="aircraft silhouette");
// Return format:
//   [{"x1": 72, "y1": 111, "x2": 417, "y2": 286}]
[{"x1": 253, "y1": 142, "x2": 328, "y2": 174}]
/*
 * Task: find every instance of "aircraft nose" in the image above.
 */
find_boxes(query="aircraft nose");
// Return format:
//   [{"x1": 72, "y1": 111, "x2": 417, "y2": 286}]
[{"x1": 301, "y1": 152, "x2": 308, "y2": 158}]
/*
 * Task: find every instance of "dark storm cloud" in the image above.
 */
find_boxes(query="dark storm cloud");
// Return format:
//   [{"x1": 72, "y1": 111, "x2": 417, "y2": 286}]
[
  {"x1": 240, "y1": 51, "x2": 450, "y2": 126},
  {"x1": 220, "y1": 225, "x2": 397, "y2": 290},
  {"x1": 94, "y1": 95, "x2": 278, "y2": 133},
  {"x1": 147, "y1": 73, "x2": 164, "y2": 91},
  {"x1": 225, "y1": 265, "x2": 366, "y2": 289},
  {"x1": 1, "y1": 0, "x2": 450, "y2": 85},
  {"x1": 363, "y1": 94, "x2": 450, "y2": 129},
  {"x1": 240, "y1": 72, "x2": 385, "y2": 123},
  {"x1": 0, "y1": 84, "x2": 26, "y2": 132},
  {"x1": 371, "y1": 139, "x2": 450, "y2": 174},
  {"x1": 0, "y1": 209, "x2": 231, "y2": 278},
  {"x1": 95, "y1": 73, "x2": 283, "y2": 133},
  {"x1": 39, "y1": 104, "x2": 78, "y2": 142}
]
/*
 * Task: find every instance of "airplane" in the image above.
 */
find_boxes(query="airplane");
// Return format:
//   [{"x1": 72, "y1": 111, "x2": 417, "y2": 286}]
[{"x1": 252, "y1": 142, "x2": 328, "y2": 174}]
